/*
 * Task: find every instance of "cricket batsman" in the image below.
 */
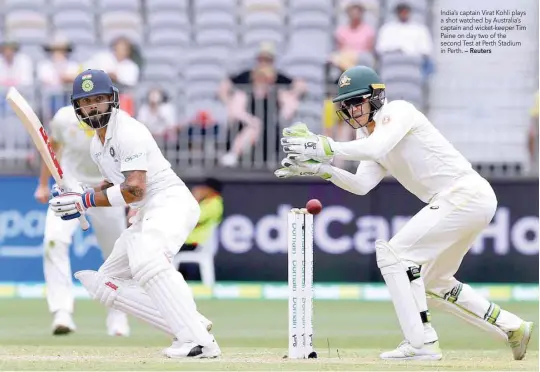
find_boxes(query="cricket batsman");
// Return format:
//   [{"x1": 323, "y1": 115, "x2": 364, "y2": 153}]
[
  {"x1": 34, "y1": 105, "x2": 129, "y2": 336},
  {"x1": 47, "y1": 69, "x2": 220, "y2": 358},
  {"x1": 275, "y1": 66, "x2": 534, "y2": 361}
]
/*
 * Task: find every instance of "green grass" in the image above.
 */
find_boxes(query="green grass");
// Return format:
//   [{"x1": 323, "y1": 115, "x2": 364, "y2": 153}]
[{"x1": 0, "y1": 299, "x2": 537, "y2": 371}]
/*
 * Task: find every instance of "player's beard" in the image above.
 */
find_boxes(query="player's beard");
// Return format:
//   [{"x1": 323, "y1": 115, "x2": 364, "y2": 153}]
[{"x1": 85, "y1": 109, "x2": 110, "y2": 129}]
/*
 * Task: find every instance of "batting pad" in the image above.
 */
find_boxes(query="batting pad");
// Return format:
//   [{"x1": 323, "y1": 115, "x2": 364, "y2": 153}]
[
  {"x1": 75, "y1": 270, "x2": 174, "y2": 335},
  {"x1": 376, "y1": 240, "x2": 424, "y2": 348},
  {"x1": 427, "y1": 289, "x2": 508, "y2": 343},
  {"x1": 129, "y1": 243, "x2": 213, "y2": 347}
]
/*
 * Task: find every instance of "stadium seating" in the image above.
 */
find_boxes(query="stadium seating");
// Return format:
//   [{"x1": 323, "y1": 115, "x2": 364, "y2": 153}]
[{"x1": 0, "y1": 0, "x2": 536, "y2": 176}]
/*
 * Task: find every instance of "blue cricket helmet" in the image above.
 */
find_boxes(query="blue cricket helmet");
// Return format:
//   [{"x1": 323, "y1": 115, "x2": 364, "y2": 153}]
[{"x1": 71, "y1": 69, "x2": 119, "y2": 129}]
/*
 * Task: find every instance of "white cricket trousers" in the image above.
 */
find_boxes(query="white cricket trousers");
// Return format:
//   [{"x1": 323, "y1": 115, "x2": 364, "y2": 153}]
[
  {"x1": 389, "y1": 174, "x2": 497, "y2": 294},
  {"x1": 43, "y1": 206, "x2": 127, "y2": 313}
]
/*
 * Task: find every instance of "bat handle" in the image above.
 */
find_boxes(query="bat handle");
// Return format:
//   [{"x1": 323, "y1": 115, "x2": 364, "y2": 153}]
[
  {"x1": 78, "y1": 215, "x2": 90, "y2": 230},
  {"x1": 59, "y1": 178, "x2": 91, "y2": 230}
]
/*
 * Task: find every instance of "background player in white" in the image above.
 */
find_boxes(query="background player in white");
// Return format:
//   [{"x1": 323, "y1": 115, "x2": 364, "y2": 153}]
[
  {"x1": 275, "y1": 66, "x2": 534, "y2": 361},
  {"x1": 48, "y1": 69, "x2": 220, "y2": 358},
  {"x1": 34, "y1": 105, "x2": 129, "y2": 336}
]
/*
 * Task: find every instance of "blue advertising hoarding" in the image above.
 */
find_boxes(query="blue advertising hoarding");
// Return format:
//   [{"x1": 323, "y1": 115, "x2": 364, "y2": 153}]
[{"x1": 0, "y1": 176, "x2": 538, "y2": 284}]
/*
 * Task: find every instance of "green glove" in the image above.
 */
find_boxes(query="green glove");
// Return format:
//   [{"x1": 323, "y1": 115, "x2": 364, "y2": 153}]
[
  {"x1": 274, "y1": 155, "x2": 332, "y2": 179},
  {"x1": 281, "y1": 123, "x2": 335, "y2": 163}
]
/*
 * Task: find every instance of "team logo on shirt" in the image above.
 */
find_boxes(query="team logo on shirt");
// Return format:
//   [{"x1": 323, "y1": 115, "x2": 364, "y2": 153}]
[
  {"x1": 339, "y1": 75, "x2": 351, "y2": 88},
  {"x1": 82, "y1": 80, "x2": 94, "y2": 92},
  {"x1": 110, "y1": 147, "x2": 115, "y2": 157},
  {"x1": 382, "y1": 115, "x2": 391, "y2": 124}
]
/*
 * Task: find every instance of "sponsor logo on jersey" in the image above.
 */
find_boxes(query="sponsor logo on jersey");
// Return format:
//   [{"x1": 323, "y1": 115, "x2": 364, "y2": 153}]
[{"x1": 124, "y1": 152, "x2": 143, "y2": 162}]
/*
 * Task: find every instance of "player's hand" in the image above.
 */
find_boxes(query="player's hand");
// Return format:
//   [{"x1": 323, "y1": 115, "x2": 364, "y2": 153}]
[
  {"x1": 49, "y1": 181, "x2": 88, "y2": 198},
  {"x1": 49, "y1": 190, "x2": 96, "y2": 221},
  {"x1": 274, "y1": 155, "x2": 331, "y2": 179},
  {"x1": 34, "y1": 184, "x2": 50, "y2": 204},
  {"x1": 281, "y1": 123, "x2": 335, "y2": 162}
]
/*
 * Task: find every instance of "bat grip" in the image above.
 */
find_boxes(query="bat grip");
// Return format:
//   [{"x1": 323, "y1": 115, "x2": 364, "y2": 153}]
[{"x1": 78, "y1": 215, "x2": 90, "y2": 231}]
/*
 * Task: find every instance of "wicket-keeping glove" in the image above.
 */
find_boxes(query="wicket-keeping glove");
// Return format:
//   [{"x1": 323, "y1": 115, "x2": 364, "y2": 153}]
[
  {"x1": 274, "y1": 155, "x2": 332, "y2": 179},
  {"x1": 280, "y1": 123, "x2": 335, "y2": 163}
]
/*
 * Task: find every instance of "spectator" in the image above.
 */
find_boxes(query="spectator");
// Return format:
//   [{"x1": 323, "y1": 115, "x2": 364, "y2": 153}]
[
  {"x1": 85, "y1": 36, "x2": 140, "y2": 89},
  {"x1": 181, "y1": 109, "x2": 221, "y2": 156},
  {"x1": 178, "y1": 178, "x2": 224, "y2": 281},
  {"x1": 37, "y1": 34, "x2": 81, "y2": 116},
  {"x1": 85, "y1": 36, "x2": 141, "y2": 116},
  {"x1": 38, "y1": 34, "x2": 79, "y2": 89},
  {"x1": 137, "y1": 87, "x2": 176, "y2": 138},
  {"x1": 218, "y1": 42, "x2": 306, "y2": 167},
  {"x1": 376, "y1": 2, "x2": 433, "y2": 76},
  {"x1": 334, "y1": 2, "x2": 375, "y2": 56},
  {"x1": 0, "y1": 39, "x2": 33, "y2": 87},
  {"x1": 528, "y1": 91, "x2": 539, "y2": 175}
]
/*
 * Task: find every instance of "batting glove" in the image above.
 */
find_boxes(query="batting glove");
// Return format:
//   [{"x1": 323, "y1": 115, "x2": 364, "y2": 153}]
[
  {"x1": 50, "y1": 181, "x2": 91, "y2": 197},
  {"x1": 280, "y1": 123, "x2": 335, "y2": 163},
  {"x1": 49, "y1": 189, "x2": 96, "y2": 221},
  {"x1": 274, "y1": 155, "x2": 332, "y2": 179}
]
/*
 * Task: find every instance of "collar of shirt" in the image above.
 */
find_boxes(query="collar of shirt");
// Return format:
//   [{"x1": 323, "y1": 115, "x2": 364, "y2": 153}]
[
  {"x1": 373, "y1": 98, "x2": 388, "y2": 122},
  {"x1": 105, "y1": 109, "x2": 119, "y2": 141}
]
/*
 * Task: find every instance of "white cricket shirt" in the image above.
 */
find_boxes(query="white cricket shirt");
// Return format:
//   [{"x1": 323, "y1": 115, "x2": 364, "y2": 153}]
[
  {"x1": 90, "y1": 109, "x2": 185, "y2": 208},
  {"x1": 331, "y1": 100, "x2": 478, "y2": 203},
  {"x1": 49, "y1": 106, "x2": 103, "y2": 186}
]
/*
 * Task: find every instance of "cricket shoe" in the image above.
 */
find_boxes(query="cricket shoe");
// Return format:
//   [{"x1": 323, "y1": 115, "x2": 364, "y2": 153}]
[
  {"x1": 106, "y1": 309, "x2": 130, "y2": 337},
  {"x1": 164, "y1": 336, "x2": 221, "y2": 359},
  {"x1": 508, "y1": 321, "x2": 534, "y2": 360},
  {"x1": 380, "y1": 340, "x2": 442, "y2": 361},
  {"x1": 52, "y1": 310, "x2": 76, "y2": 336},
  {"x1": 161, "y1": 317, "x2": 214, "y2": 356}
]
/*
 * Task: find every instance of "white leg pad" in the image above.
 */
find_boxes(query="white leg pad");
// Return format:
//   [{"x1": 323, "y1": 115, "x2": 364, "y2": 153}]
[
  {"x1": 405, "y1": 262, "x2": 439, "y2": 343},
  {"x1": 75, "y1": 270, "x2": 173, "y2": 335},
  {"x1": 76, "y1": 270, "x2": 212, "y2": 339},
  {"x1": 130, "y1": 256, "x2": 213, "y2": 347},
  {"x1": 376, "y1": 240, "x2": 424, "y2": 348},
  {"x1": 427, "y1": 286, "x2": 509, "y2": 343}
]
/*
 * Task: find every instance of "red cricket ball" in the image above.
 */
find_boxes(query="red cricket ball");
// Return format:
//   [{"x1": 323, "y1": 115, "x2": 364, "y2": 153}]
[{"x1": 306, "y1": 199, "x2": 322, "y2": 215}]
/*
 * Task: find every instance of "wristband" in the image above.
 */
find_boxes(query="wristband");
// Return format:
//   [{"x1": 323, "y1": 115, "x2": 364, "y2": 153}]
[
  {"x1": 106, "y1": 184, "x2": 128, "y2": 207},
  {"x1": 81, "y1": 190, "x2": 97, "y2": 208}
]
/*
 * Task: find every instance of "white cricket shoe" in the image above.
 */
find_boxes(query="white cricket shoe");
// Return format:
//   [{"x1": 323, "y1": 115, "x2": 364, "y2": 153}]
[
  {"x1": 52, "y1": 310, "x2": 76, "y2": 335},
  {"x1": 163, "y1": 340, "x2": 198, "y2": 358},
  {"x1": 107, "y1": 309, "x2": 130, "y2": 337},
  {"x1": 380, "y1": 340, "x2": 442, "y2": 361},
  {"x1": 162, "y1": 317, "x2": 214, "y2": 356},
  {"x1": 508, "y1": 321, "x2": 534, "y2": 360},
  {"x1": 164, "y1": 336, "x2": 221, "y2": 359}
]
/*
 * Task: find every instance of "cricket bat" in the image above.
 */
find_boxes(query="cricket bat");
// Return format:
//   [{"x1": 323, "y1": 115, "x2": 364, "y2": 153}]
[{"x1": 6, "y1": 87, "x2": 90, "y2": 230}]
